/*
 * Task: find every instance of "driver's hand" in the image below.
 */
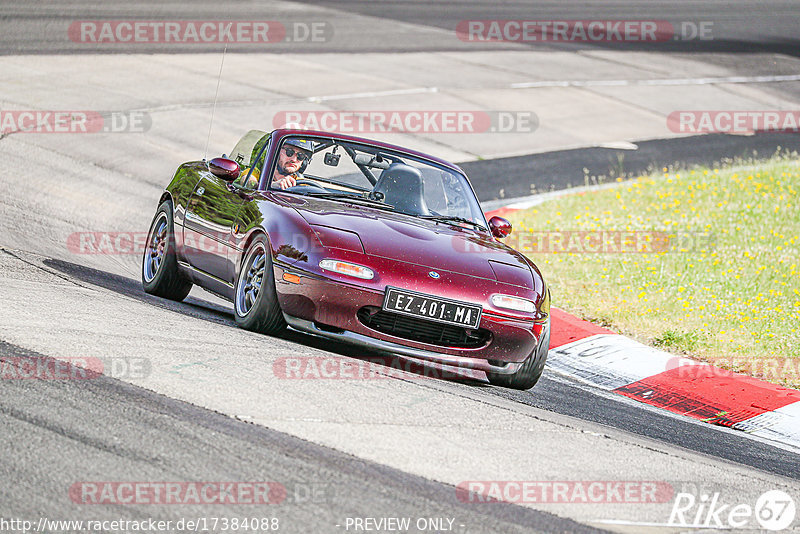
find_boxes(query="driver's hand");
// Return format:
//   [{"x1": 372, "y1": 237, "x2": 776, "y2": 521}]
[{"x1": 272, "y1": 175, "x2": 296, "y2": 190}]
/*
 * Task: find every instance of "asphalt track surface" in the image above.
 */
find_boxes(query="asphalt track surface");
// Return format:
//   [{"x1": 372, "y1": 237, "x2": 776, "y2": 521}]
[
  {"x1": 0, "y1": 339, "x2": 601, "y2": 534},
  {"x1": 3, "y1": 0, "x2": 800, "y2": 56},
  {"x1": 463, "y1": 131, "x2": 800, "y2": 202},
  {"x1": 29, "y1": 255, "x2": 800, "y2": 481},
  {"x1": 3, "y1": 2, "x2": 800, "y2": 533},
  {"x1": 297, "y1": 0, "x2": 800, "y2": 55}
]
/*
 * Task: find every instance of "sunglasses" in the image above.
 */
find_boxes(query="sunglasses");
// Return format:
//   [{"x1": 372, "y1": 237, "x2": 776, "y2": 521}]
[{"x1": 283, "y1": 146, "x2": 310, "y2": 162}]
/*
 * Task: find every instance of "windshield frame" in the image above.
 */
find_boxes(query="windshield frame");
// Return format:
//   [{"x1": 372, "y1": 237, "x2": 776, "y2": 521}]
[{"x1": 262, "y1": 133, "x2": 489, "y2": 229}]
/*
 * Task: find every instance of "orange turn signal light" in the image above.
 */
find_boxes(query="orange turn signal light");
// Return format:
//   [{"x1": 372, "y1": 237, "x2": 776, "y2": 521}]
[{"x1": 282, "y1": 272, "x2": 302, "y2": 284}]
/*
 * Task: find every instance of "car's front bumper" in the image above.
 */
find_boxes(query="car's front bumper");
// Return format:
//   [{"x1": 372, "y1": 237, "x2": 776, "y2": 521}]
[
  {"x1": 282, "y1": 313, "x2": 524, "y2": 375},
  {"x1": 273, "y1": 263, "x2": 544, "y2": 371}
]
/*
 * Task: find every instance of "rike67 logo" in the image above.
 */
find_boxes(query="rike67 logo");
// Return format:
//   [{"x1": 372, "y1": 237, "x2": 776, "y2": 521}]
[{"x1": 669, "y1": 490, "x2": 796, "y2": 531}]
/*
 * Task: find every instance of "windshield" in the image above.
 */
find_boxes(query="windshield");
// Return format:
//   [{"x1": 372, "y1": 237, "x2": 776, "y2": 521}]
[{"x1": 268, "y1": 136, "x2": 487, "y2": 229}]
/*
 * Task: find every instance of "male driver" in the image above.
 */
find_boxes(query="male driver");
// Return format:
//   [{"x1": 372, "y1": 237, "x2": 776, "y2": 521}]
[{"x1": 271, "y1": 138, "x2": 314, "y2": 189}]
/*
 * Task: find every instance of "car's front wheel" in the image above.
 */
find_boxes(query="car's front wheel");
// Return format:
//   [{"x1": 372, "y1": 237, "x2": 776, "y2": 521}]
[
  {"x1": 486, "y1": 320, "x2": 550, "y2": 390},
  {"x1": 234, "y1": 235, "x2": 286, "y2": 335},
  {"x1": 142, "y1": 201, "x2": 192, "y2": 301}
]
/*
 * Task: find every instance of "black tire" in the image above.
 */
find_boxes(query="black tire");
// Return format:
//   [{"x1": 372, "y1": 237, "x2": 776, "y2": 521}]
[
  {"x1": 487, "y1": 320, "x2": 550, "y2": 390},
  {"x1": 142, "y1": 201, "x2": 192, "y2": 301},
  {"x1": 234, "y1": 235, "x2": 286, "y2": 335}
]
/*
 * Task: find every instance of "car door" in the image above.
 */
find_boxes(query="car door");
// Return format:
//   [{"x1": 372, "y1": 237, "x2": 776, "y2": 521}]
[{"x1": 182, "y1": 171, "x2": 246, "y2": 286}]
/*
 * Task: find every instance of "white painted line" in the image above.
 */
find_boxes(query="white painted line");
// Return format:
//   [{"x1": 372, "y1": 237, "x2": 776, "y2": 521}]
[
  {"x1": 135, "y1": 87, "x2": 441, "y2": 114},
  {"x1": 481, "y1": 160, "x2": 773, "y2": 213},
  {"x1": 597, "y1": 141, "x2": 639, "y2": 150},
  {"x1": 483, "y1": 180, "x2": 625, "y2": 212},
  {"x1": 307, "y1": 86, "x2": 438, "y2": 103},
  {"x1": 511, "y1": 73, "x2": 800, "y2": 89}
]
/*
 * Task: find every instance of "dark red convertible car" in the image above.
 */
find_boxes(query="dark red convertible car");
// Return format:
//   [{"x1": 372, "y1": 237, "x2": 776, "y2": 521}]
[{"x1": 142, "y1": 129, "x2": 550, "y2": 389}]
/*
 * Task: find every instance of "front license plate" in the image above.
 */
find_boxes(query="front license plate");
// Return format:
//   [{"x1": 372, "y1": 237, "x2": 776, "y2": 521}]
[{"x1": 382, "y1": 287, "x2": 482, "y2": 329}]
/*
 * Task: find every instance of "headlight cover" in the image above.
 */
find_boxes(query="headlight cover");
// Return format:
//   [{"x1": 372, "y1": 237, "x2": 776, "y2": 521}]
[
  {"x1": 490, "y1": 294, "x2": 536, "y2": 313},
  {"x1": 319, "y1": 259, "x2": 374, "y2": 280}
]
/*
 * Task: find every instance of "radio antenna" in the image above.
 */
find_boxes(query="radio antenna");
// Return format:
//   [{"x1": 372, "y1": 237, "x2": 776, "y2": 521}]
[{"x1": 204, "y1": 43, "x2": 228, "y2": 163}]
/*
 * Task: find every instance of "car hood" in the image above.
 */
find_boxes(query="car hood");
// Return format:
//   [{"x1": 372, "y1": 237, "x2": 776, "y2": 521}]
[{"x1": 292, "y1": 199, "x2": 534, "y2": 287}]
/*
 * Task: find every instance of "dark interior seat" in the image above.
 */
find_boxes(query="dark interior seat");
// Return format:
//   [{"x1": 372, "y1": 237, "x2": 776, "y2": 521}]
[{"x1": 372, "y1": 163, "x2": 430, "y2": 215}]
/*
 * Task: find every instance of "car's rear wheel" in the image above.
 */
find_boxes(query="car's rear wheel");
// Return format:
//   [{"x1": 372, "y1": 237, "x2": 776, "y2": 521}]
[
  {"x1": 234, "y1": 235, "x2": 286, "y2": 335},
  {"x1": 486, "y1": 320, "x2": 550, "y2": 390},
  {"x1": 142, "y1": 201, "x2": 192, "y2": 301}
]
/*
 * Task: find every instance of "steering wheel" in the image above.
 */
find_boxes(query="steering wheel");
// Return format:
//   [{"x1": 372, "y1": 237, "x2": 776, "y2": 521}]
[{"x1": 293, "y1": 178, "x2": 326, "y2": 188}]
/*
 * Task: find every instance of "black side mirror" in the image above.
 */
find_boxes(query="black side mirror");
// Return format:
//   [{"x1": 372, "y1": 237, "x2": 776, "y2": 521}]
[{"x1": 208, "y1": 157, "x2": 240, "y2": 182}]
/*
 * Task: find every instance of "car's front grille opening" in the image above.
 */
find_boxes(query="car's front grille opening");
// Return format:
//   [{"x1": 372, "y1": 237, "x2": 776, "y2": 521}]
[
  {"x1": 313, "y1": 321, "x2": 345, "y2": 334},
  {"x1": 357, "y1": 306, "x2": 491, "y2": 349}
]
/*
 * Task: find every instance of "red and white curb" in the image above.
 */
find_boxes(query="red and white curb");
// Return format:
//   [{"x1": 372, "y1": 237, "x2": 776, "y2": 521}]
[{"x1": 484, "y1": 204, "x2": 800, "y2": 450}]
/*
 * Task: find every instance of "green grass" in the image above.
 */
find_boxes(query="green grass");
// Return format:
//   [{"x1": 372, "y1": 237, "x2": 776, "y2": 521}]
[
  {"x1": 509, "y1": 155, "x2": 800, "y2": 387},
  {"x1": 653, "y1": 329, "x2": 703, "y2": 353}
]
